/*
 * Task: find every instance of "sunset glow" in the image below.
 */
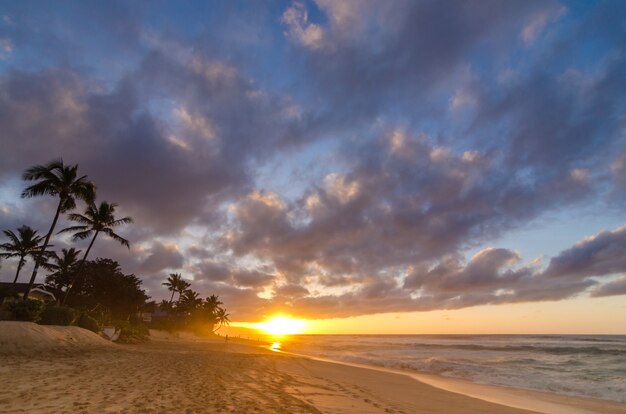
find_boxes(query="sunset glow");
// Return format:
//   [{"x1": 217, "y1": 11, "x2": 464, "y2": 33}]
[{"x1": 257, "y1": 316, "x2": 307, "y2": 336}]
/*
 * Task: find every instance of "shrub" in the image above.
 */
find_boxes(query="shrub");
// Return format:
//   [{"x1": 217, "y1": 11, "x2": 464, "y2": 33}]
[
  {"x1": 39, "y1": 305, "x2": 77, "y2": 326},
  {"x1": 77, "y1": 313, "x2": 101, "y2": 333},
  {"x1": 8, "y1": 299, "x2": 44, "y2": 322},
  {"x1": 0, "y1": 286, "x2": 19, "y2": 303},
  {"x1": 116, "y1": 321, "x2": 150, "y2": 343}
]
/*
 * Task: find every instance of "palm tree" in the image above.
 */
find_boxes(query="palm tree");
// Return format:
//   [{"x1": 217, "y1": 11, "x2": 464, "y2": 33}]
[
  {"x1": 214, "y1": 307, "x2": 230, "y2": 332},
  {"x1": 162, "y1": 273, "x2": 190, "y2": 304},
  {"x1": 204, "y1": 294, "x2": 223, "y2": 310},
  {"x1": 21, "y1": 159, "x2": 95, "y2": 300},
  {"x1": 0, "y1": 225, "x2": 47, "y2": 286},
  {"x1": 59, "y1": 201, "x2": 132, "y2": 303},
  {"x1": 45, "y1": 247, "x2": 82, "y2": 296},
  {"x1": 178, "y1": 288, "x2": 203, "y2": 313}
]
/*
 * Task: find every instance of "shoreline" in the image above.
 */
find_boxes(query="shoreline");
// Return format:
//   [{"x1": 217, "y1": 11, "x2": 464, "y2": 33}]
[
  {"x1": 140, "y1": 331, "x2": 626, "y2": 414},
  {"x1": 273, "y1": 347, "x2": 624, "y2": 414}
]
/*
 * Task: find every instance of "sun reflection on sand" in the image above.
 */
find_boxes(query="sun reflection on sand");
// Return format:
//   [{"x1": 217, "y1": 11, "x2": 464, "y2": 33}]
[{"x1": 270, "y1": 342, "x2": 281, "y2": 352}]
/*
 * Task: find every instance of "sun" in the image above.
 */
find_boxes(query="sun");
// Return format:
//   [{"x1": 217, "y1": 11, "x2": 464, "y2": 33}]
[{"x1": 257, "y1": 316, "x2": 307, "y2": 336}]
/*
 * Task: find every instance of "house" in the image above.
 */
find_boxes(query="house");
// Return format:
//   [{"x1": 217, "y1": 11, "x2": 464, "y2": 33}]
[{"x1": 0, "y1": 282, "x2": 57, "y2": 303}]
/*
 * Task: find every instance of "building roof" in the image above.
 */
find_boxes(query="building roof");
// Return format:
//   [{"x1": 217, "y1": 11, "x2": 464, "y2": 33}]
[{"x1": 0, "y1": 282, "x2": 56, "y2": 301}]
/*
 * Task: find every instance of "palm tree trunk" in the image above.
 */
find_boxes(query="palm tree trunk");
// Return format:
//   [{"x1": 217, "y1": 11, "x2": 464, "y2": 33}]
[
  {"x1": 23, "y1": 199, "x2": 63, "y2": 300},
  {"x1": 12, "y1": 257, "x2": 25, "y2": 285},
  {"x1": 62, "y1": 231, "x2": 99, "y2": 305},
  {"x1": 169, "y1": 290, "x2": 175, "y2": 303}
]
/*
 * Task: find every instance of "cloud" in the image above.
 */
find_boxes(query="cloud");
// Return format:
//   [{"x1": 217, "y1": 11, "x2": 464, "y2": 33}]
[
  {"x1": 281, "y1": 2, "x2": 325, "y2": 49},
  {"x1": 0, "y1": 38, "x2": 13, "y2": 59},
  {"x1": 231, "y1": 269, "x2": 275, "y2": 289},
  {"x1": 227, "y1": 130, "x2": 592, "y2": 285},
  {"x1": 136, "y1": 242, "x2": 185, "y2": 274},
  {"x1": 281, "y1": 0, "x2": 555, "y2": 121},
  {"x1": 521, "y1": 6, "x2": 566, "y2": 45},
  {"x1": 591, "y1": 276, "x2": 626, "y2": 297},
  {"x1": 544, "y1": 225, "x2": 626, "y2": 279},
  {"x1": 0, "y1": 39, "x2": 312, "y2": 235}
]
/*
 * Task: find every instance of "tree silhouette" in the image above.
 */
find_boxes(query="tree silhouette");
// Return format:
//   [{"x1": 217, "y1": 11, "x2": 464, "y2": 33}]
[
  {"x1": 214, "y1": 307, "x2": 230, "y2": 332},
  {"x1": 59, "y1": 201, "x2": 132, "y2": 303},
  {"x1": 157, "y1": 275, "x2": 230, "y2": 332},
  {"x1": 204, "y1": 294, "x2": 223, "y2": 310},
  {"x1": 162, "y1": 273, "x2": 190, "y2": 304},
  {"x1": 0, "y1": 225, "x2": 48, "y2": 286},
  {"x1": 21, "y1": 159, "x2": 95, "y2": 299},
  {"x1": 66, "y1": 258, "x2": 148, "y2": 321},
  {"x1": 178, "y1": 288, "x2": 202, "y2": 313},
  {"x1": 45, "y1": 247, "x2": 82, "y2": 297}
]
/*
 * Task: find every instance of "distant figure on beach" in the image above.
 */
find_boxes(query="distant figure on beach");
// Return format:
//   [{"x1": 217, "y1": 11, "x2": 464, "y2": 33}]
[{"x1": 225, "y1": 335, "x2": 229, "y2": 343}]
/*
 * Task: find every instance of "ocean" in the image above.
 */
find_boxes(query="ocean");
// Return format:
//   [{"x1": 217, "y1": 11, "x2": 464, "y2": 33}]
[{"x1": 278, "y1": 334, "x2": 626, "y2": 403}]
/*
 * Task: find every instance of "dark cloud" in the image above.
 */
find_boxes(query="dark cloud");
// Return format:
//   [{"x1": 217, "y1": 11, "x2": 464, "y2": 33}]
[
  {"x1": 227, "y1": 132, "x2": 591, "y2": 283},
  {"x1": 471, "y1": 44, "x2": 626, "y2": 174},
  {"x1": 135, "y1": 241, "x2": 184, "y2": 274},
  {"x1": 591, "y1": 276, "x2": 626, "y2": 298},
  {"x1": 404, "y1": 248, "x2": 529, "y2": 293},
  {"x1": 0, "y1": 44, "x2": 311, "y2": 235},
  {"x1": 231, "y1": 269, "x2": 275, "y2": 289},
  {"x1": 273, "y1": 284, "x2": 309, "y2": 299},
  {"x1": 544, "y1": 225, "x2": 626, "y2": 279},
  {"x1": 283, "y1": 0, "x2": 558, "y2": 118},
  {"x1": 192, "y1": 260, "x2": 231, "y2": 283},
  {"x1": 225, "y1": 223, "x2": 625, "y2": 320},
  {"x1": 610, "y1": 151, "x2": 626, "y2": 202}
]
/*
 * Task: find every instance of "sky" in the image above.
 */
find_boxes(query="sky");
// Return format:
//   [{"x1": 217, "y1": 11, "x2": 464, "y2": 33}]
[{"x1": 0, "y1": 0, "x2": 625, "y2": 334}]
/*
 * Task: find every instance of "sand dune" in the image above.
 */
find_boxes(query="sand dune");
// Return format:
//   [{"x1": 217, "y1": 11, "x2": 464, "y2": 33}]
[{"x1": 0, "y1": 321, "x2": 111, "y2": 355}]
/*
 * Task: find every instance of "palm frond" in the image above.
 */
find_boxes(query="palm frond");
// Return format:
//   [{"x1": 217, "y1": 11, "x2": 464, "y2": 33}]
[
  {"x1": 21, "y1": 181, "x2": 57, "y2": 198},
  {"x1": 2, "y1": 230, "x2": 19, "y2": 244},
  {"x1": 60, "y1": 196, "x2": 77, "y2": 213},
  {"x1": 66, "y1": 212, "x2": 94, "y2": 225},
  {"x1": 58, "y1": 225, "x2": 89, "y2": 234},
  {"x1": 72, "y1": 175, "x2": 96, "y2": 202},
  {"x1": 104, "y1": 229, "x2": 130, "y2": 248},
  {"x1": 111, "y1": 216, "x2": 134, "y2": 226},
  {"x1": 0, "y1": 251, "x2": 19, "y2": 258},
  {"x1": 71, "y1": 230, "x2": 94, "y2": 241},
  {"x1": 22, "y1": 159, "x2": 63, "y2": 181}
]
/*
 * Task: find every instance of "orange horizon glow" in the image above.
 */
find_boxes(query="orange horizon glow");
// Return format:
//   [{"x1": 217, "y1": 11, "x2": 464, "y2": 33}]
[
  {"x1": 226, "y1": 296, "x2": 626, "y2": 336},
  {"x1": 248, "y1": 316, "x2": 308, "y2": 336}
]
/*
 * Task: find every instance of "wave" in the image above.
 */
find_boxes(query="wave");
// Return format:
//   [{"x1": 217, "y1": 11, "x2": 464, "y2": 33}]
[
  {"x1": 402, "y1": 343, "x2": 625, "y2": 356},
  {"x1": 288, "y1": 335, "x2": 626, "y2": 403}
]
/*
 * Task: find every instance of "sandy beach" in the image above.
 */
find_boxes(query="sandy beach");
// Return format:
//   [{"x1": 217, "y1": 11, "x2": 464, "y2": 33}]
[{"x1": 0, "y1": 323, "x2": 625, "y2": 414}]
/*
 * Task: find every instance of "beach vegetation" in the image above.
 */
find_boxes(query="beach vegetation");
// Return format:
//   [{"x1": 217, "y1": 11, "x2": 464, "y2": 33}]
[
  {"x1": 64, "y1": 258, "x2": 149, "y2": 322},
  {"x1": 162, "y1": 273, "x2": 190, "y2": 304},
  {"x1": 0, "y1": 225, "x2": 48, "y2": 287},
  {"x1": 20, "y1": 159, "x2": 96, "y2": 300},
  {"x1": 39, "y1": 305, "x2": 77, "y2": 326},
  {"x1": 7, "y1": 299, "x2": 44, "y2": 322},
  {"x1": 59, "y1": 201, "x2": 132, "y2": 304},
  {"x1": 77, "y1": 313, "x2": 101, "y2": 333},
  {"x1": 44, "y1": 248, "x2": 81, "y2": 299},
  {"x1": 1, "y1": 159, "x2": 228, "y2": 340},
  {"x1": 115, "y1": 319, "x2": 150, "y2": 343},
  {"x1": 154, "y1": 278, "x2": 229, "y2": 335}
]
